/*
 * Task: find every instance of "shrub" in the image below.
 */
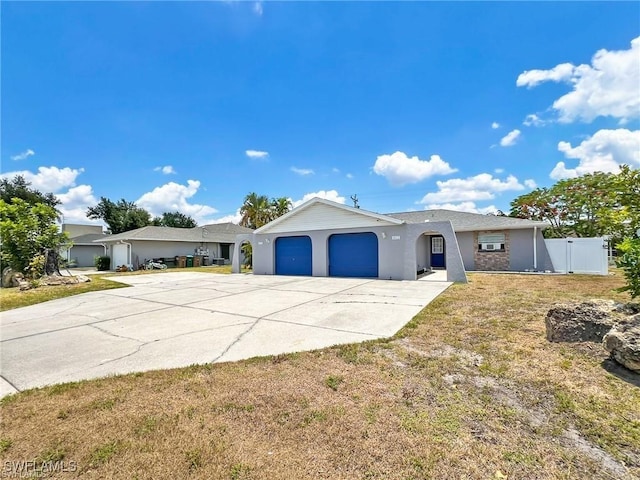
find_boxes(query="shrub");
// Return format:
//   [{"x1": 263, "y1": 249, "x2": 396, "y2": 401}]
[
  {"x1": 95, "y1": 256, "x2": 111, "y2": 271},
  {"x1": 616, "y1": 238, "x2": 640, "y2": 299}
]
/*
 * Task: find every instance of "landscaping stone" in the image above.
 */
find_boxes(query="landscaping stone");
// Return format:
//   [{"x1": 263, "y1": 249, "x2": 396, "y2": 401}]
[
  {"x1": 40, "y1": 275, "x2": 91, "y2": 286},
  {"x1": 603, "y1": 315, "x2": 640, "y2": 373},
  {"x1": 2, "y1": 268, "x2": 25, "y2": 288},
  {"x1": 545, "y1": 301, "x2": 617, "y2": 343}
]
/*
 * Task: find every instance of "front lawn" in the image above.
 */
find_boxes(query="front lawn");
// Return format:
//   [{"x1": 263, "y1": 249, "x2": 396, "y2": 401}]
[
  {"x1": 0, "y1": 265, "x2": 252, "y2": 312},
  {"x1": 0, "y1": 272, "x2": 638, "y2": 479}
]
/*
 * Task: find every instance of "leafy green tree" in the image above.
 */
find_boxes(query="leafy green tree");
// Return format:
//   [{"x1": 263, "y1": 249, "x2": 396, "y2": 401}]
[
  {"x1": 0, "y1": 199, "x2": 70, "y2": 277},
  {"x1": 509, "y1": 187, "x2": 569, "y2": 238},
  {"x1": 510, "y1": 168, "x2": 637, "y2": 240},
  {"x1": 152, "y1": 211, "x2": 198, "y2": 228},
  {"x1": 0, "y1": 175, "x2": 60, "y2": 209},
  {"x1": 86, "y1": 197, "x2": 152, "y2": 234},
  {"x1": 616, "y1": 238, "x2": 640, "y2": 299},
  {"x1": 613, "y1": 165, "x2": 640, "y2": 238}
]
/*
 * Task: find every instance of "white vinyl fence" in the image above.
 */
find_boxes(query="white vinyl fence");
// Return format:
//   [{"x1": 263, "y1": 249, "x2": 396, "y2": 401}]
[{"x1": 544, "y1": 237, "x2": 609, "y2": 275}]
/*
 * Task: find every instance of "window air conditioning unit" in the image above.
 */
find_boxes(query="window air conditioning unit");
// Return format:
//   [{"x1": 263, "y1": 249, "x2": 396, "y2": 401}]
[{"x1": 481, "y1": 243, "x2": 502, "y2": 251}]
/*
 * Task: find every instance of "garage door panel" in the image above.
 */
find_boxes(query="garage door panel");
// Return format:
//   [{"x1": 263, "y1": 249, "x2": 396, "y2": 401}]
[
  {"x1": 275, "y1": 236, "x2": 312, "y2": 276},
  {"x1": 329, "y1": 233, "x2": 378, "y2": 278},
  {"x1": 112, "y1": 244, "x2": 128, "y2": 268}
]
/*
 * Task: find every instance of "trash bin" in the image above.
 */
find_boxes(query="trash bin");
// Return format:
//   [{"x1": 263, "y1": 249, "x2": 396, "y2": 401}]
[
  {"x1": 202, "y1": 255, "x2": 209, "y2": 266},
  {"x1": 177, "y1": 256, "x2": 187, "y2": 268},
  {"x1": 186, "y1": 255, "x2": 194, "y2": 268},
  {"x1": 194, "y1": 255, "x2": 202, "y2": 267}
]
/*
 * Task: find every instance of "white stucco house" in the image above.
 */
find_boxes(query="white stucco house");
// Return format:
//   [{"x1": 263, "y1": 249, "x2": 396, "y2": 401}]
[
  {"x1": 95, "y1": 223, "x2": 253, "y2": 270},
  {"x1": 232, "y1": 198, "x2": 552, "y2": 282}
]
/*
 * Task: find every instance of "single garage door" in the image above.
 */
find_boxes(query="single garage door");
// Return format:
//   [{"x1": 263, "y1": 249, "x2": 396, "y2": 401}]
[
  {"x1": 275, "y1": 236, "x2": 312, "y2": 276},
  {"x1": 328, "y1": 232, "x2": 378, "y2": 278}
]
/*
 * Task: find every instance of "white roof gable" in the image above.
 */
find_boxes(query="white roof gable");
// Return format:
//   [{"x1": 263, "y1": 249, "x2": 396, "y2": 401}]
[{"x1": 255, "y1": 197, "x2": 403, "y2": 234}]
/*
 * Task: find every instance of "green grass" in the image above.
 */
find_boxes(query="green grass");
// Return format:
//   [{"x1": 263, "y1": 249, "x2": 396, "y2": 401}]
[
  {"x1": 0, "y1": 276, "x2": 127, "y2": 311},
  {"x1": 89, "y1": 441, "x2": 120, "y2": 467},
  {"x1": 0, "y1": 265, "x2": 252, "y2": 312}
]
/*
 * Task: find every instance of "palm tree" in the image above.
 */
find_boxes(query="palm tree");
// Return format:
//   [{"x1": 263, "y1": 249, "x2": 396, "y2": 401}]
[
  {"x1": 239, "y1": 192, "x2": 271, "y2": 229},
  {"x1": 271, "y1": 197, "x2": 292, "y2": 218}
]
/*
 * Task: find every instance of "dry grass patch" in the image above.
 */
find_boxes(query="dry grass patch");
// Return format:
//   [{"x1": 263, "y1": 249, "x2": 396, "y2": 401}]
[{"x1": 1, "y1": 272, "x2": 639, "y2": 479}]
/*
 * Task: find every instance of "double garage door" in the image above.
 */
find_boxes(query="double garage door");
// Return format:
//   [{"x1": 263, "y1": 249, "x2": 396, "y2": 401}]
[{"x1": 274, "y1": 233, "x2": 378, "y2": 278}]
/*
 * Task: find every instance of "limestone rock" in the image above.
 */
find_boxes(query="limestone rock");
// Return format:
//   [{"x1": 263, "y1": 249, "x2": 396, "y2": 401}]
[
  {"x1": 603, "y1": 315, "x2": 640, "y2": 373},
  {"x1": 545, "y1": 301, "x2": 617, "y2": 343},
  {"x1": 2, "y1": 268, "x2": 25, "y2": 288}
]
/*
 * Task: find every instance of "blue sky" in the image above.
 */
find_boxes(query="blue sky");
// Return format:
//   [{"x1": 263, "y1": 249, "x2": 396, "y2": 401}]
[{"x1": 2, "y1": 1, "x2": 639, "y2": 225}]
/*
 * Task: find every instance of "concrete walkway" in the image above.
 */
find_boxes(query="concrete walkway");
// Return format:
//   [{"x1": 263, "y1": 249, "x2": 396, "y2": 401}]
[{"x1": 0, "y1": 272, "x2": 451, "y2": 396}]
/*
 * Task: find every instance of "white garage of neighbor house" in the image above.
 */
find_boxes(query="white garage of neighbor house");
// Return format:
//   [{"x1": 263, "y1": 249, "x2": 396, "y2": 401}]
[
  {"x1": 232, "y1": 198, "x2": 554, "y2": 282},
  {"x1": 96, "y1": 223, "x2": 253, "y2": 270}
]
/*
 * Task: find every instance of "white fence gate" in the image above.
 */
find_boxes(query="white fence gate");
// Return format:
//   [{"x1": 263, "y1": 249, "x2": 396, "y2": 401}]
[{"x1": 544, "y1": 237, "x2": 608, "y2": 275}]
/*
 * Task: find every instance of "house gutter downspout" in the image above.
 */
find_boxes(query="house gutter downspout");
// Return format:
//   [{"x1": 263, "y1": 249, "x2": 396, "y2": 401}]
[{"x1": 533, "y1": 226, "x2": 538, "y2": 271}]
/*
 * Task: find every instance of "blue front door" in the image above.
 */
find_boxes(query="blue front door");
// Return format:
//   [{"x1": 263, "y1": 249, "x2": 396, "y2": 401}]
[
  {"x1": 431, "y1": 236, "x2": 446, "y2": 269},
  {"x1": 328, "y1": 232, "x2": 378, "y2": 278},
  {"x1": 275, "y1": 236, "x2": 312, "y2": 276}
]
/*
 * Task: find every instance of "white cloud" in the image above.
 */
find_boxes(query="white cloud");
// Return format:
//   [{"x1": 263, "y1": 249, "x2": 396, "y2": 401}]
[
  {"x1": 550, "y1": 128, "x2": 640, "y2": 179},
  {"x1": 517, "y1": 63, "x2": 576, "y2": 87},
  {"x1": 424, "y1": 201, "x2": 499, "y2": 215},
  {"x1": 0, "y1": 166, "x2": 83, "y2": 193},
  {"x1": 491, "y1": 122, "x2": 500, "y2": 129},
  {"x1": 136, "y1": 180, "x2": 218, "y2": 224},
  {"x1": 245, "y1": 149, "x2": 269, "y2": 160},
  {"x1": 419, "y1": 173, "x2": 525, "y2": 204},
  {"x1": 523, "y1": 114, "x2": 545, "y2": 127},
  {"x1": 11, "y1": 149, "x2": 35, "y2": 161},
  {"x1": 154, "y1": 165, "x2": 176, "y2": 175},
  {"x1": 291, "y1": 167, "x2": 315, "y2": 176},
  {"x1": 332, "y1": 168, "x2": 340, "y2": 174},
  {"x1": 494, "y1": 168, "x2": 505, "y2": 174},
  {"x1": 500, "y1": 129, "x2": 521, "y2": 147},
  {"x1": 517, "y1": 37, "x2": 640, "y2": 124},
  {"x1": 253, "y1": 1, "x2": 263, "y2": 16},
  {"x1": 524, "y1": 179, "x2": 537, "y2": 189},
  {"x1": 209, "y1": 210, "x2": 243, "y2": 225},
  {"x1": 373, "y1": 151, "x2": 457, "y2": 187},
  {"x1": 346, "y1": 173, "x2": 354, "y2": 179},
  {"x1": 56, "y1": 185, "x2": 103, "y2": 225},
  {"x1": 291, "y1": 190, "x2": 346, "y2": 208}
]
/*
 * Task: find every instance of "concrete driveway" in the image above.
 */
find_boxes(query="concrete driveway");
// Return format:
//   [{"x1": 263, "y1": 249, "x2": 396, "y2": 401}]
[{"x1": 0, "y1": 272, "x2": 451, "y2": 396}]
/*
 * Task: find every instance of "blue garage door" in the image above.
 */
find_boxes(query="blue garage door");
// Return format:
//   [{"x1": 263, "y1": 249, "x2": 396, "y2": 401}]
[
  {"x1": 328, "y1": 232, "x2": 378, "y2": 278},
  {"x1": 275, "y1": 236, "x2": 312, "y2": 276}
]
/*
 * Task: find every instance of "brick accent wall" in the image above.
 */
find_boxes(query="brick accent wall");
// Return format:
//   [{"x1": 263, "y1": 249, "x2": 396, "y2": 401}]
[{"x1": 473, "y1": 230, "x2": 509, "y2": 271}]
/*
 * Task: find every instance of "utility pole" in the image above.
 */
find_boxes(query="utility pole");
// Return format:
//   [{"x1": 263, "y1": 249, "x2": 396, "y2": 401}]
[{"x1": 350, "y1": 194, "x2": 360, "y2": 209}]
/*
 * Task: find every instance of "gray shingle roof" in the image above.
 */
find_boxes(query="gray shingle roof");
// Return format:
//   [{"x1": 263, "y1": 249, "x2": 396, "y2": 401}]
[
  {"x1": 385, "y1": 210, "x2": 548, "y2": 231},
  {"x1": 96, "y1": 223, "x2": 253, "y2": 244}
]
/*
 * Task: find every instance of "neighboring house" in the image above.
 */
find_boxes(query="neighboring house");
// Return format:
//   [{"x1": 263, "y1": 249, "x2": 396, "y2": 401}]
[
  {"x1": 95, "y1": 223, "x2": 253, "y2": 270},
  {"x1": 232, "y1": 198, "x2": 552, "y2": 282},
  {"x1": 61, "y1": 224, "x2": 108, "y2": 267}
]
